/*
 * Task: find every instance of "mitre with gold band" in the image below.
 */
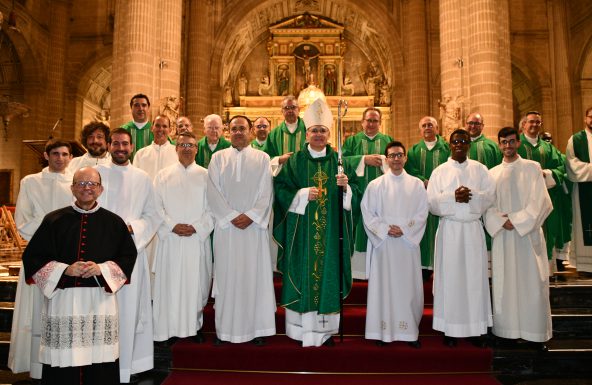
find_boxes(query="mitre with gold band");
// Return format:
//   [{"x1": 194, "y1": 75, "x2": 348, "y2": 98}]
[{"x1": 302, "y1": 98, "x2": 333, "y2": 130}]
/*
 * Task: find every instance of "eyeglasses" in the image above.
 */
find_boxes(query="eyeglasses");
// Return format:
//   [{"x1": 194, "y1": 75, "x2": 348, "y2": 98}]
[
  {"x1": 176, "y1": 143, "x2": 196, "y2": 148},
  {"x1": 230, "y1": 126, "x2": 248, "y2": 133},
  {"x1": 421, "y1": 123, "x2": 435, "y2": 128},
  {"x1": 526, "y1": 120, "x2": 542, "y2": 126},
  {"x1": 307, "y1": 127, "x2": 329, "y2": 134},
  {"x1": 73, "y1": 181, "x2": 101, "y2": 188},
  {"x1": 205, "y1": 126, "x2": 221, "y2": 131},
  {"x1": 364, "y1": 119, "x2": 380, "y2": 124},
  {"x1": 499, "y1": 139, "x2": 517, "y2": 146},
  {"x1": 466, "y1": 121, "x2": 482, "y2": 126},
  {"x1": 282, "y1": 105, "x2": 298, "y2": 111},
  {"x1": 451, "y1": 139, "x2": 469, "y2": 145},
  {"x1": 386, "y1": 152, "x2": 405, "y2": 159},
  {"x1": 255, "y1": 124, "x2": 268, "y2": 129}
]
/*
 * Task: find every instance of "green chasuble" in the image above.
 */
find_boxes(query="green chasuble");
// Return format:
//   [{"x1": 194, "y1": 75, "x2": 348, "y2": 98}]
[
  {"x1": 263, "y1": 117, "x2": 307, "y2": 158},
  {"x1": 468, "y1": 134, "x2": 502, "y2": 169},
  {"x1": 251, "y1": 139, "x2": 266, "y2": 150},
  {"x1": 556, "y1": 153, "x2": 573, "y2": 249},
  {"x1": 404, "y1": 135, "x2": 450, "y2": 269},
  {"x1": 518, "y1": 134, "x2": 568, "y2": 259},
  {"x1": 274, "y1": 145, "x2": 361, "y2": 314},
  {"x1": 121, "y1": 121, "x2": 153, "y2": 160},
  {"x1": 468, "y1": 134, "x2": 503, "y2": 250},
  {"x1": 342, "y1": 131, "x2": 394, "y2": 253},
  {"x1": 195, "y1": 136, "x2": 231, "y2": 168},
  {"x1": 572, "y1": 130, "x2": 592, "y2": 246}
]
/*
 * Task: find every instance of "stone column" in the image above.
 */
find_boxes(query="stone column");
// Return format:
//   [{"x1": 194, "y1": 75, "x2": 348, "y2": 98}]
[
  {"x1": 439, "y1": 0, "x2": 513, "y2": 138},
  {"x1": 403, "y1": 0, "x2": 430, "y2": 145},
  {"x1": 43, "y1": 0, "x2": 71, "y2": 138},
  {"x1": 186, "y1": 0, "x2": 215, "y2": 125},
  {"x1": 548, "y1": 0, "x2": 573, "y2": 150}
]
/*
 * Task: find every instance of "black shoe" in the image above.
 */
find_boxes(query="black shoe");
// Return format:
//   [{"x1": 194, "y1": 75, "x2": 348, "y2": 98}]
[
  {"x1": 556, "y1": 259, "x2": 566, "y2": 272},
  {"x1": 422, "y1": 269, "x2": 433, "y2": 282},
  {"x1": 213, "y1": 336, "x2": 226, "y2": 346},
  {"x1": 407, "y1": 340, "x2": 421, "y2": 349},
  {"x1": 322, "y1": 336, "x2": 335, "y2": 347},
  {"x1": 375, "y1": 340, "x2": 387, "y2": 347},
  {"x1": 530, "y1": 341, "x2": 548, "y2": 352},
  {"x1": 252, "y1": 337, "x2": 266, "y2": 346},
  {"x1": 443, "y1": 336, "x2": 457, "y2": 347},
  {"x1": 191, "y1": 330, "x2": 205, "y2": 344},
  {"x1": 469, "y1": 336, "x2": 488, "y2": 348},
  {"x1": 129, "y1": 374, "x2": 141, "y2": 384}
]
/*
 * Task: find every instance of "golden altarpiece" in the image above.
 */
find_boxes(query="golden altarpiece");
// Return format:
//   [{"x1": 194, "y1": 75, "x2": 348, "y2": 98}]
[{"x1": 223, "y1": 13, "x2": 392, "y2": 144}]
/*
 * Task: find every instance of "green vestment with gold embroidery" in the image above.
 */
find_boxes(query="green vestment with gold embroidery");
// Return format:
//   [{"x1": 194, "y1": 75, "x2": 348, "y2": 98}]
[
  {"x1": 342, "y1": 131, "x2": 394, "y2": 253},
  {"x1": 263, "y1": 118, "x2": 307, "y2": 158},
  {"x1": 195, "y1": 136, "x2": 231, "y2": 168},
  {"x1": 404, "y1": 135, "x2": 450, "y2": 269},
  {"x1": 274, "y1": 145, "x2": 360, "y2": 314},
  {"x1": 121, "y1": 121, "x2": 153, "y2": 161}
]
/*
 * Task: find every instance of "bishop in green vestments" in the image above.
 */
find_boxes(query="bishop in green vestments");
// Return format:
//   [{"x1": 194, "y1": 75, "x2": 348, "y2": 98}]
[
  {"x1": 342, "y1": 107, "x2": 393, "y2": 279},
  {"x1": 404, "y1": 116, "x2": 450, "y2": 272},
  {"x1": 518, "y1": 111, "x2": 568, "y2": 260},
  {"x1": 121, "y1": 94, "x2": 153, "y2": 160},
  {"x1": 195, "y1": 114, "x2": 231, "y2": 168},
  {"x1": 274, "y1": 98, "x2": 360, "y2": 347}
]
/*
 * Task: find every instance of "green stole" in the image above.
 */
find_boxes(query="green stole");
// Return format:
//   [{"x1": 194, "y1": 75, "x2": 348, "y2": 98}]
[
  {"x1": 274, "y1": 145, "x2": 357, "y2": 314},
  {"x1": 342, "y1": 132, "x2": 393, "y2": 252},
  {"x1": 468, "y1": 135, "x2": 502, "y2": 169},
  {"x1": 573, "y1": 130, "x2": 592, "y2": 246},
  {"x1": 263, "y1": 118, "x2": 306, "y2": 158},
  {"x1": 195, "y1": 136, "x2": 231, "y2": 168},
  {"x1": 251, "y1": 139, "x2": 265, "y2": 150}
]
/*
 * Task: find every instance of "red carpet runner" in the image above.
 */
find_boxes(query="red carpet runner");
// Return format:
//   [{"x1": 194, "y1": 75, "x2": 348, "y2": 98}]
[{"x1": 163, "y1": 278, "x2": 500, "y2": 385}]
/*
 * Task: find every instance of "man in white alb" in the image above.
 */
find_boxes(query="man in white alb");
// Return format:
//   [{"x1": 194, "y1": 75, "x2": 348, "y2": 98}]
[{"x1": 68, "y1": 122, "x2": 111, "y2": 171}]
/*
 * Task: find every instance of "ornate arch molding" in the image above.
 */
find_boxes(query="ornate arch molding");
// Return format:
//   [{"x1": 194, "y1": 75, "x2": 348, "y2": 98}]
[
  {"x1": 211, "y1": 0, "x2": 403, "y2": 96},
  {"x1": 511, "y1": 57, "x2": 544, "y2": 125}
]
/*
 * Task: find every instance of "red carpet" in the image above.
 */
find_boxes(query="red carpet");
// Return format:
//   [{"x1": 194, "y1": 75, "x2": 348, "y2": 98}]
[{"x1": 164, "y1": 276, "x2": 497, "y2": 385}]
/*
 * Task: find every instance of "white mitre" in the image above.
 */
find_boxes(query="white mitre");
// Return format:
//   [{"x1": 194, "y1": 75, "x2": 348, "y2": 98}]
[{"x1": 303, "y1": 98, "x2": 333, "y2": 130}]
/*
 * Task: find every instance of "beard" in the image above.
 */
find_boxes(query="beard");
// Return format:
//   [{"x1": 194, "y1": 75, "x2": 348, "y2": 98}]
[{"x1": 87, "y1": 146, "x2": 107, "y2": 157}]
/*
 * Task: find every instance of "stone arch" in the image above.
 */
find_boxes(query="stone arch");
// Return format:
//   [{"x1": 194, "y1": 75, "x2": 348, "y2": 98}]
[
  {"x1": 575, "y1": 35, "x2": 592, "y2": 117},
  {"x1": 511, "y1": 58, "x2": 544, "y2": 127},
  {"x1": 74, "y1": 48, "x2": 113, "y2": 140},
  {"x1": 210, "y1": 0, "x2": 404, "y2": 108}
]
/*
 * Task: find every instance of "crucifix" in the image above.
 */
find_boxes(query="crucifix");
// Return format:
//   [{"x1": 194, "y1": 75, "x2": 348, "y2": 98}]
[{"x1": 312, "y1": 168, "x2": 328, "y2": 200}]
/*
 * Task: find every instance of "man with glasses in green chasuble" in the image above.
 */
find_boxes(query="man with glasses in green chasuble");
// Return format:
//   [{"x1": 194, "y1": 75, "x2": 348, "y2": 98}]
[
  {"x1": 342, "y1": 107, "x2": 393, "y2": 280},
  {"x1": 274, "y1": 98, "x2": 361, "y2": 347}
]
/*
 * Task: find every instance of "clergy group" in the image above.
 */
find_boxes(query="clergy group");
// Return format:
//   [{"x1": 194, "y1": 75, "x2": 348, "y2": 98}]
[{"x1": 7, "y1": 93, "x2": 592, "y2": 385}]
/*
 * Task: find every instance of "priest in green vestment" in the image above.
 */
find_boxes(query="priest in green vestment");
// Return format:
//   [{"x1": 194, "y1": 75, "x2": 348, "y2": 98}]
[
  {"x1": 518, "y1": 111, "x2": 568, "y2": 260},
  {"x1": 566, "y1": 106, "x2": 592, "y2": 273},
  {"x1": 251, "y1": 117, "x2": 271, "y2": 151},
  {"x1": 342, "y1": 107, "x2": 393, "y2": 279},
  {"x1": 195, "y1": 114, "x2": 231, "y2": 168},
  {"x1": 404, "y1": 116, "x2": 450, "y2": 274},
  {"x1": 263, "y1": 96, "x2": 307, "y2": 175},
  {"x1": 121, "y1": 93, "x2": 153, "y2": 160},
  {"x1": 274, "y1": 98, "x2": 361, "y2": 347}
]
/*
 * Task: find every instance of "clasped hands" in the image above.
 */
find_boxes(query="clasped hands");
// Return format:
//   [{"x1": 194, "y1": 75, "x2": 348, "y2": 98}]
[
  {"x1": 388, "y1": 225, "x2": 403, "y2": 238},
  {"x1": 172, "y1": 224, "x2": 197, "y2": 236},
  {"x1": 455, "y1": 185, "x2": 472, "y2": 203},
  {"x1": 66, "y1": 260, "x2": 101, "y2": 278},
  {"x1": 308, "y1": 174, "x2": 348, "y2": 201},
  {"x1": 231, "y1": 213, "x2": 253, "y2": 229}
]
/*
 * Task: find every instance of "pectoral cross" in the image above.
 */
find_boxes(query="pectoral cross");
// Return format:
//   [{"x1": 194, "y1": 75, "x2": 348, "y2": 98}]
[{"x1": 312, "y1": 169, "x2": 328, "y2": 200}]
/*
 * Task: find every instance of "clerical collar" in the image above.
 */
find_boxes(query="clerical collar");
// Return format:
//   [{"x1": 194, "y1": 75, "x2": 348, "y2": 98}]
[
  {"x1": 134, "y1": 121, "x2": 149, "y2": 129},
  {"x1": 208, "y1": 141, "x2": 219, "y2": 151},
  {"x1": 471, "y1": 134, "x2": 483, "y2": 142},
  {"x1": 424, "y1": 139, "x2": 437, "y2": 150},
  {"x1": 307, "y1": 144, "x2": 326, "y2": 158},
  {"x1": 286, "y1": 121, "x2": 298, "y2": 134},
  {"x1": 71, "y1": 201, "x2": 100, "y2": 214},
  {"x1": 364, "y1": 132, "x2": 378, "y2": 140},
  {"x1": 524, "y1": 134, "x2": 539, "y2": 147},
  {"x1": 256, "y1": 139, "x2": 265, "y2": 145}
]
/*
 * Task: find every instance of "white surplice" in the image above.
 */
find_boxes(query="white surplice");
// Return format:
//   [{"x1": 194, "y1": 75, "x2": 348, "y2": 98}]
[
  {"x1": 484, "y1": 157, "x2": 553, "y2": 342},
  {"x1": 427, "y1": 158, "x2": 495, "y2": 337},
  {"x1": 9, "y1": 168, "x2": 73, "y2": 378},
  {"x1": 68, "y1": 152, "x2": 112, "y2": 172},
  {"x1": 207, "y1": 146, "x2": 276, "y2": 343},
  {"x1": 96, "y1": 162, "x2": 160, "y2": 382},
  {"x1": 152, "y1": 162, "x2": 214, "y2": 341},
  {"x1": 566, "y1": 129, "x2": 592, "y2": 272},
  {"x1": 362, "y1": 169, "x2": 428, "y2": 343}
]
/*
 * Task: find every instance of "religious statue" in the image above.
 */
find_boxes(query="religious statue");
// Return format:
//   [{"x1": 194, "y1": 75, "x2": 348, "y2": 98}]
[
  {"x1": 323, "y1": 65, "x2": 337, "y2": 96},
  {"x1": 362, "y1": 62, "x2": 382, "y2": 97},
  {"x1": 378, "y1": 82, "x2": 390, "y2": 106},
  {"x1": 258, "y1": 74, "x2": 273, "y2": 96},
  {"x1": 238, "y1": 73, "x2": 248, "y2": 96},
  {"x1": 159, "y1": 96, "x2": 182, "y2": 136},
  {"x1": 224, "y1": 85, "x2": 233, "y2": 106},
  {"x1": 93, "y1": 110, "x2": 110, "y2": 125},
  {"x1": 293, "y1": 45, "x2": 320, "y2": 89},
  {"x1": 438, "y1": 94, "x2": 464, "y2": 138},
  {"x1": 341, "y1": 74, "x2": 354, "y2": 96},
  {"x1": 277, "y1": 65, "x2": 290, "y2": 96}
]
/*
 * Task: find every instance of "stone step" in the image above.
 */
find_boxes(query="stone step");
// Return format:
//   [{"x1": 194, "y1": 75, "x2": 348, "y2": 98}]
[
  {"x1": 0, "y1": 302, "x2": 13, "y2": 334},
  {"x1": 551, "y1": 311, "x2": 592, "y2": 339},
  {"x1": 550, "y1": 284, "x2": 592, "y2": 309}
]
